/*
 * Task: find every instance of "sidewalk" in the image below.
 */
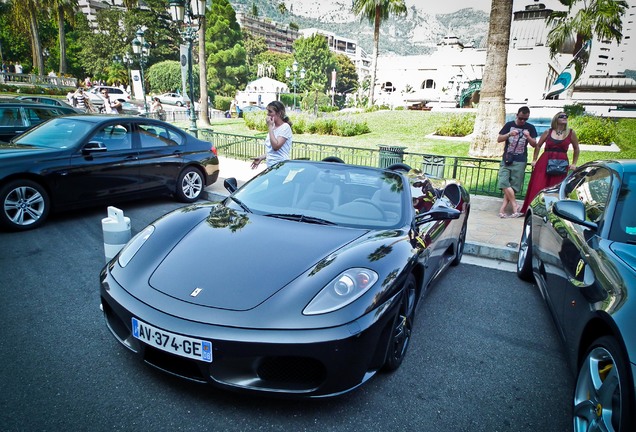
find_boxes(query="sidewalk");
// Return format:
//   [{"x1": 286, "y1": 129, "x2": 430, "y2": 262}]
[{"x1": 205, "y1": 156, "x2": 524, "y2": 263}]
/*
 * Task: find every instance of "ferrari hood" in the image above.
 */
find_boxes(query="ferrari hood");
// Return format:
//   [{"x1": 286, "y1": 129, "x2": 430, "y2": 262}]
[{"x1": 148, "y1": 208, "x2": 365, "y2": 311}]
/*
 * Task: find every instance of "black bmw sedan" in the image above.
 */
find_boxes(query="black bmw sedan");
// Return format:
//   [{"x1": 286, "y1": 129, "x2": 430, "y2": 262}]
[
  {"x1": 0, "y1": 115, "x2": 219, "y2": 230},
  {"x1": 517, "y1": 160, "x2": 636, "y2": 432}
]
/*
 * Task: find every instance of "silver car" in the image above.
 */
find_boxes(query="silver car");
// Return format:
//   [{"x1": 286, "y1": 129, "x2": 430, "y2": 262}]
[{"x1": 156, "y1": 92, "x2": 186, "y2": 106}]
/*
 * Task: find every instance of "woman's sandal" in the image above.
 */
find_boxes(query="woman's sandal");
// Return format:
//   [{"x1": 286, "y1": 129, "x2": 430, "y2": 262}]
[{"x1": 498, "y1": 212, "x2": 508, "y2": 218}]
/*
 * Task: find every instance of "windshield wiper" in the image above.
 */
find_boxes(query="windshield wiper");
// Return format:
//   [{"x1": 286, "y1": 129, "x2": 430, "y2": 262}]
[
  {"x1": 228, "y1": 196, "x2": 251, "y2": 213},
  {"x1": 264, "y1": 213, "x2": 335, "y2": 225}
]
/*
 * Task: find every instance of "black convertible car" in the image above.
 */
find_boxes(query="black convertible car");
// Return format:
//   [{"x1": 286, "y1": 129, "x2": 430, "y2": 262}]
[
  {"x1": 0, "y1": 115, "x2": 219, "y2": 230},
  {"x1": 517, "y1": 160, "x2": 636, "y2": 431},
  {"x1": 101, "y1": 159, "x2": 470, "y2": 397}
]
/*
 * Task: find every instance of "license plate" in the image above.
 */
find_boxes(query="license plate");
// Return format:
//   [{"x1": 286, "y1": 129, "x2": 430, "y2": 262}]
[{"x1": 132, "y1": 317, "x2": 212, "y2": 363}]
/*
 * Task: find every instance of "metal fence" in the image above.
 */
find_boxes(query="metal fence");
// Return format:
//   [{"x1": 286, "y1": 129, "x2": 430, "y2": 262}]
[{"x1": 199, "y1": 131, "x2": 531, "y2": 197}]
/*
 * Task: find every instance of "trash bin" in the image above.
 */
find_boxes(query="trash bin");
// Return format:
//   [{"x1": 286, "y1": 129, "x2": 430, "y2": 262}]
[
  {"x1": 422, "y1": 155, "x2": 446, "y2": 177},
  {"x1": 378, "y1": 145, "x2": 407, "y2": 169}
]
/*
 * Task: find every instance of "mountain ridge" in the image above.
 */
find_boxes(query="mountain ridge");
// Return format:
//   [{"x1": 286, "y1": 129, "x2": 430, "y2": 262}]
[{"x1": 229, "y1": 0, "x2": 489, "y2": 56}]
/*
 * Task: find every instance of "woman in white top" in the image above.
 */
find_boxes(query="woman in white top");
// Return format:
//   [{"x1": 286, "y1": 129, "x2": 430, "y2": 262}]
[{"x1": 251, "y1": 101, "x2": 293, "y2": 169}]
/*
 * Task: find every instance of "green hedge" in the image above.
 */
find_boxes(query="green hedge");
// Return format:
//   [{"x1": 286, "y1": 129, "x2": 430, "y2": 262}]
[{"x1": 243, "y1": 112, "x2": 370, "y2": 137}]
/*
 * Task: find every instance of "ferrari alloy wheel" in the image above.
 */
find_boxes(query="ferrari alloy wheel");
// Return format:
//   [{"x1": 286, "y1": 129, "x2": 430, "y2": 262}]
[
  {"x1": 0, "y1": 179, "x2": 50, "y2": 231},
  {"x1": 176, "y1": 167, "x2": 204, "y2": 203},
  {"x1": 517, "y1": 216, "x2": 533, "y2": 281},
  {"x1": 383, "y1": 274, "x2": 416, "y2": 372},
  {"x1": 573, "y1": 336, "x2": 634, "y2": 432},
  {"x1": 451, "y1": 218, "x2": 467, "y2": 266}
]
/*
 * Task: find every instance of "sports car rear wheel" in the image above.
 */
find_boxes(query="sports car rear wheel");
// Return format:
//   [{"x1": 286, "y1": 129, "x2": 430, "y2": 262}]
[
  {"x1": 0, "y1": 179, "x2": 50, "y2": 231},
  {"x1": 573, "y1": 336, "x2": 634, "y2": 432},
  {"x1": 451, "y1": 218, "x2": 467, "y2": 266},
  {"x1": 517, "y1": 216, "x2": 533, "y2": 281},
  {"x1": 176, "y1": 166, "x2": 204, "y2": 203},
  {"x1": 383, "y1": 274, "x2": 416, "y2": 372}
]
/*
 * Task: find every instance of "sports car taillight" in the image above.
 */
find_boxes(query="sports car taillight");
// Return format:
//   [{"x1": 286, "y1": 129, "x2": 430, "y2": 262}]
[
  {"x1": 211, "y1": 145, "x2": 218, "y2": 156},
  {"x1": 303, "y1": 268, "x2": 379, "y2": 315}
]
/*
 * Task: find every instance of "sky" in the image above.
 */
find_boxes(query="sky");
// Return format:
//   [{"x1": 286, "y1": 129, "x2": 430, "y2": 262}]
[{"x1": 405, "y1": 0, "x2": 492, "y2": 14}]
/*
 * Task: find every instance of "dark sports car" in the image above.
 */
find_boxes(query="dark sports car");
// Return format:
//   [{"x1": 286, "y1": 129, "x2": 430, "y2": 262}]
[
  {"x1": 100, "y1": 159, "x2": 470, "y2": 397},
  {"x1": 517, "y1": 160, "x2": 636, "y2": 431},
  {"x1": 0, "y1": 115, "x2": 219, "y2": 231}
]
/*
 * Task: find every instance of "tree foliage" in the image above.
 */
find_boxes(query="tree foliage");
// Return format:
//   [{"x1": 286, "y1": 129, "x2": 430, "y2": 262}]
[
  {"x1": 206, "y1": 0, "x2": 248, "y2": 96},
  {"x1": 147, "y1": 60, "x2": 199, "y2": 95},
  {"x1": 293, "y1": 34, "x2": 337, "y2": 94},
  {"x1": 547, "y1": 0, "x2": 628, "y2": 57}
]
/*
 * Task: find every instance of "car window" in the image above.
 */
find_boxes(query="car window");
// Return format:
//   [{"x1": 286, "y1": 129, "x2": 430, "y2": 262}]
[
  {"x1": 564, "y1": 166, "x2": 612, "y2": 224},
  {"x1": 137, "y1": 124, "x2": 180, "y2": 148},
  {"x1": 609, "y1": 171, "x2": 636, "y2": 244},
  {"x1": 14, "y1": 117, "x2": 93, "y2": 149},
  {"x1": 91, "y1": 123, "x2": 133, "y2": 151},
  {"x1": 0, "y1": 107, "x2": 24, "y2": 127},
  {"x1": 24, "y1": 107, "x2": 66, "y2": 125}
]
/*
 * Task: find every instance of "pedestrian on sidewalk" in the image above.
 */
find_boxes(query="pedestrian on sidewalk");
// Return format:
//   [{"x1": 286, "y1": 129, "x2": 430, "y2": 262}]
[
  {"x1": 496, "y1": 106, "x2": 537, "y2": 218},
  {"x1": 520, "y1": 111, "x2": 580, "y2": 213},
  {"x1": 251, "y1": 101, "x2": 293, "y2": 169}
]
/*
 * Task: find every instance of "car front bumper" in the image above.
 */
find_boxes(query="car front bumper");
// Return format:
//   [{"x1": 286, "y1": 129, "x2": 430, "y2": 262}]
[{"x1": 100, "y1": 266, "x2": 401, "y2": 398}]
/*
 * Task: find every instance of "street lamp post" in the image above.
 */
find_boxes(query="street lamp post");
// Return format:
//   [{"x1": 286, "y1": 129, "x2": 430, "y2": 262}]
[
  {"x1": 131, "y1": 29, "x2": 150, "y2": 114},
  {"x1": 168, "y1": 0, "x2": 206, "y2": 137},
  {"x1": 285, "y1": 60, "x2": 305, "y2": 110}
]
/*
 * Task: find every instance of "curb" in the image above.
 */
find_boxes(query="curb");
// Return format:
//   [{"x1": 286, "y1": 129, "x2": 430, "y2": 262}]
[{"x1": 464, "y1": 241, "x2": 518, "y2": 263}]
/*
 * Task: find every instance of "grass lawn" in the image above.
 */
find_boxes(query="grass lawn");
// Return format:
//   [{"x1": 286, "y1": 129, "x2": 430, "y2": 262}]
[{"x1": 203, "y1": 110, "x2": 636, "y2": 164}]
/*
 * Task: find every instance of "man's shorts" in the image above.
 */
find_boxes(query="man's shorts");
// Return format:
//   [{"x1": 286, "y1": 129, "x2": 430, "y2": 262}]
[{"x1": 498, "y1": 161, "x2": 526, "y2": 193}]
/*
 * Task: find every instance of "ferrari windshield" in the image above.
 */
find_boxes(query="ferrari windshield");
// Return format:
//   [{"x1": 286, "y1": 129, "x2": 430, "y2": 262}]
[
  {"x1": 13, "y1": 117, "x2": 94, "y2": 149},
  {"x1": 233, "y1": 160, "x2": 407, "y2": 229}
]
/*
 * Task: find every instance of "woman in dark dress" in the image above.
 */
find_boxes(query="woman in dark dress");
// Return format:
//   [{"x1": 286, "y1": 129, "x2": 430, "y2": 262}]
[{"x1": 521, "y1": 111, "x2": 580, "y2": 213}]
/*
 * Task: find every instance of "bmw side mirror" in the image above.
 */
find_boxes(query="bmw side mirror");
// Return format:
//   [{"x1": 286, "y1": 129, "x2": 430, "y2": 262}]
[{"x1": 82, "y1": 141, "x2": 107, "y2": 154}]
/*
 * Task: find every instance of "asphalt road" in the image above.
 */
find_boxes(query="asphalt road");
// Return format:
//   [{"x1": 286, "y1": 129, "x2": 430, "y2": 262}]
[{"x1": 0, "y1": 198, "x2": 573, "y2": 432}]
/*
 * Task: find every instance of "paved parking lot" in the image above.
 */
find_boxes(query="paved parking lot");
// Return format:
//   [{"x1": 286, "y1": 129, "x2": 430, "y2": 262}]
[{"x1": 0, "y1": 198, "x2": 573, "y2": 431}]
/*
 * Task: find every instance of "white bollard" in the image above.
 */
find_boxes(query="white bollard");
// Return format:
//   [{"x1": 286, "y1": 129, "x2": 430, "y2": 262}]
[{"x1": 102, "y1": 206, "x2": 131, "y2": 262}]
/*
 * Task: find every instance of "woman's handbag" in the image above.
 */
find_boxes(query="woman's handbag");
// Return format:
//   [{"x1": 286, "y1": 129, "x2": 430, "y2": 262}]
[{"x1": 546, "y1": 159, "x2": 568, "y2": 175}]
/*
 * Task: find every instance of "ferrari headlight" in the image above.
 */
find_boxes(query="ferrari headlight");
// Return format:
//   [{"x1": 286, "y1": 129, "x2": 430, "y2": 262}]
[
  {"x1": 303, "y1": 268, "x2": 378, "y2": 315},
  {"x1": 118, "y1": 225, "x2": 154, "y2": 268}
]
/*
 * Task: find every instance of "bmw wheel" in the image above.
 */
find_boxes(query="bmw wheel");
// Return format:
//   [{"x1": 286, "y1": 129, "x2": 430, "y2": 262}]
[
  {"x1": 573, "y1": 336, "x2": 634, "y2": 432},
  {"x1": 0, "y1": 179, "x2": 50, "y2": 231},
  {"x1": 176, "y1": 166, "x2": 204, "y2": 203},
  {"x1": 517, "y1": 216, "x2": 533, "y2": 281},
  {"x1": 383, "y1": 274, "x2": 416, "y2": 372}
]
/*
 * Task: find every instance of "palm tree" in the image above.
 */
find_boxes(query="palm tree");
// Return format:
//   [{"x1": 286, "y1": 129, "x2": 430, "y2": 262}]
[
  {"x1": 10, "y1": 0, "x2": 44, "y2": 75},
  {"x1": 352, "y1": 0, "x2": 407, "y2": 108},
  {"x1": 546, "y1": 0, "x2": 628, "y2": 58},
  {"x1": 469, "y1": 0, "x2": 513, "y2": 158},
  {"x1": 198, "y1": 16, "x2": 211, "y2": 126},
  {"x1": 50, "y1": 0, "x2": 79, "y2": 75}
]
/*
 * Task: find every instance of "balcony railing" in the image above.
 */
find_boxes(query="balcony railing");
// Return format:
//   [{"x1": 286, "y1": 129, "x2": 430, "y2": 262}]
[{"x1": 199, "y1": 131, "x2": 531, "y2": 197}]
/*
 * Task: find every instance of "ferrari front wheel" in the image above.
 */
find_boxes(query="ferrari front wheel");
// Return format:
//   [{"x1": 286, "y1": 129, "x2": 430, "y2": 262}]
[
  {"x1": 383, "y1": 274, "x2": 416, "y2": 372},
  {"x1": 573, "y1": 336, "x2": 634, "y2": 432}
]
